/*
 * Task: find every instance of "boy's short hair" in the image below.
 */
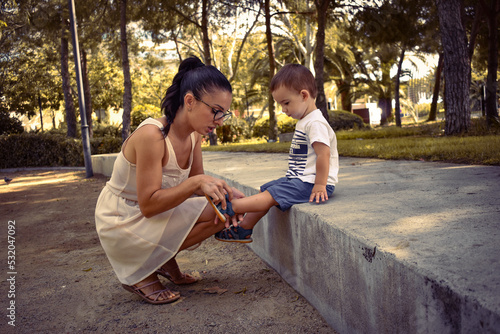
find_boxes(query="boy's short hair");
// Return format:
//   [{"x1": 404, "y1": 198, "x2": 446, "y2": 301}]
[{"x1": 270, "y1": 64, "x2": 317, "y2": 98}]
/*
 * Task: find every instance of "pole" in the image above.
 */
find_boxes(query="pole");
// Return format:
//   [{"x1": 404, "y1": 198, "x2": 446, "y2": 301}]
[
  {"x1": 244, "y1": 84, "x2": 249, "y2": 116},
  {"x1": 38, "y1": 92, "x2": 43, "y2": 132},
  {"x1": 68, "y1": 0, "x2": 93, "y2": 177}
]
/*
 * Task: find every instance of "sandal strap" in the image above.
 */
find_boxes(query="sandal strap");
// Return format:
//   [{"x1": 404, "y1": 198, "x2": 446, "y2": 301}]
[
  {"x1": 133, "y1": 279, "x2": 161, "y2": 291},
  {"x1": 216, "y1": 194, "x2": 235, "y2": 217},
  {"x1": 133, "y1": 280, "x2": 174, "y2": 302},
  {"x1": 217, "y1": 228, "x2": 234, "y2": 239},
  {"x1": 216, "y1": 226, "x2": 252, "y2": 240},
  {"x1": 232, "y1": 226, "x2": 252, "y2": 239},
  {"x1": 144, "y1": 288, "x2": 171, "y2": 301}
]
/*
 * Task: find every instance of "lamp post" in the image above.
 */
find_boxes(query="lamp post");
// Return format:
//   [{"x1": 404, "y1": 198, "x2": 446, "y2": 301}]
[{"x1": 68, "y1": 0, "x2": 93, "y2": 177}]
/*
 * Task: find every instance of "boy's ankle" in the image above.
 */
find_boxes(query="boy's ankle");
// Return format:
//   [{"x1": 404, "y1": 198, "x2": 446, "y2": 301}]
[{"x1": 238, "y1": 223, "x2": 252, "y2": 231}]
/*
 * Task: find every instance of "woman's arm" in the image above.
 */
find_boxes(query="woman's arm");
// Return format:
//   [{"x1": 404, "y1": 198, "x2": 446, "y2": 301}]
[
  {"x1": 189, "y1": 133, "x2": 247, "y2": 226},
  {"x1": 134, "y1": 126, "x2": 192, "y2": 217},
  {"x1": 189, "y1": 133, "x2": 234, "y2": 211},
  {"x1": 132, "y1": 128, "x2": 232, "y2": 218}
]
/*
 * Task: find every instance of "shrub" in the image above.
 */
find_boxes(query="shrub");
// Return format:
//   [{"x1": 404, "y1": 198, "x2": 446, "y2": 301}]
[
  {"x1": 48, "y1": 123, "x2": 122, "y2": 139},
  {"x1": 252, "y1": 113, "x2": 298, "y2": 138},
  {"x1": 90, "y1": 136, "x2": 122, "y2": 155},
  {"x1": 216, "y1": 117, "x2": 250, "y2": 143},
  {"x1": 93, "y1": 123, "x2": 122, "y2": 138},
  {"x1": 328, "y1": 110, "x2": 366, "y2": 131},
  {"x1": 46, "y1": 126, "x2": 69, "y2": 136},
  {"x1": 0, "y1": 133, "x2": 83, "y2": 168},
  {"x1": 0, "y1": 111, "x2": 24, "y2": 135},
  {"x1": 0, "y1": 132, "x2": 122, "y2": 168},
  {"x1": 131, "y1": 104, "x2": 162, "y2": 126},
  {"x1": 469, "y1": 117, "x2": 500, "y2": 136},
  {"x1": 280, "y1": 116, "x2": 298, "y2": 133},
  {"x1": 252, "y1": 110, "x2": 365, "y2": 138}
]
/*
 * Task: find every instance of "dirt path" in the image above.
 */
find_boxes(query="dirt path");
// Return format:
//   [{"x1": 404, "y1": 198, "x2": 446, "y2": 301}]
[{"x1": 0, "y1": 169, "x2": 335, "y2": 333}]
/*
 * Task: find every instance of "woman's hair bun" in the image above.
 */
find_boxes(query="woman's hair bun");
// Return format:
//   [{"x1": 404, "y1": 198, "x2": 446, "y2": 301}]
[{"x1": 179, "y1": 56, "x2": 205, "y2": 73}]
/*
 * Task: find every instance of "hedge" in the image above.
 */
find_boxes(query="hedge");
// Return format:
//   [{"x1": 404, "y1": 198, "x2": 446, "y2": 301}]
[
  {"x1": 0, "y1": 133, "x2": 122, "y2": 168},
  {"x1": 0, "y1": 110, "x2": 366, "y2": 168},
  {"x1": 252, "y1": 113, "x2": 298, "y2": 138},
  {"x1": 329, "y1": 110, "x2": 366, "y2": 130},
  {"x1": 217, "y1": 117, "x2": 251, "y2": 143},
  {"x1": 252, "y1": 110, "x2": 366, "y2": 138}
]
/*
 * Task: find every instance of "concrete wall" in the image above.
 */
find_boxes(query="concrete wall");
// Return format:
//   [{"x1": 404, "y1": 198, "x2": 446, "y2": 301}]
[
  {"x1": 214, "y1": 179, "x2": 500, "y2": 334},
  {"x1": 91, "y1": 153, "x2": 118, "y2": 178}
]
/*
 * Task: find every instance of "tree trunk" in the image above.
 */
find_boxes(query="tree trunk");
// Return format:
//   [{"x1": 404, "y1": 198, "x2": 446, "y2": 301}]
[
  {"x1": 436, "y1": 0, "x2": 471, "y2": 135},
  {"x1": 265, "y1": 0, "x2": 277, "y2": 141},
  {"x1": 201, "y1": 0, "x2": 212, "y2": 66},
  {"x1": 335, "y1": 79, "x2": 352, "y2": 112},
  {"x1": 394, "y1": 47, "x2": 405, "y2": 127},
  {"x1": 428, "y1": 53, "x2": 444, "y2": 121},
  {"x1": 201, "y1": 0, "x2": 217, "y2": 145},
  {"x1": 379, "y1": 61, "x2": 392, "y2": 125},
  {"x1": 61, "y1": 16, "x2": 77, "y2": 138},
  {"x1": 468, "y1": 1, "x2": 482, "y2": 61},
  {"x1": 120, "y1": 0, "x2": 132, "y2": 142},
  {"x1": 305, "y1": 1, "x2": 314, "y2": 74},
  {"x1": 483, "y1": 0, "x2": 500, "y2": 126},
  {"x1": 38, "y1": 93, "x2": 43, "y2": 132},
  {"x1": 313, "y1": 0, "x2": 329, "y2": 122},
  {"x1": 81, "y1": 49, "x2": 93, "y2": 138},
  {"x1": 378, "y1": 97, "x2": 391, "y2": 126}
]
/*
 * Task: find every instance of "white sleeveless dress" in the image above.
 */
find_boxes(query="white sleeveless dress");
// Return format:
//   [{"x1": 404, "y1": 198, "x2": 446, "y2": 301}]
[{"x1": 95, "y1": 118, "x2": 208, "y2": 285}]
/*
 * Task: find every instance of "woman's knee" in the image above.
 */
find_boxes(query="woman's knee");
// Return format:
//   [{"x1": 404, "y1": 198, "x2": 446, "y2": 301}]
[{"x1": 198, "y1": 204, "x2": 217, "y2": 223}]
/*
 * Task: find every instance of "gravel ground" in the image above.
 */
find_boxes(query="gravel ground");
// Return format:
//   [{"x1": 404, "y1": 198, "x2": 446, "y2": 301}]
[{"x1": 0, "y1": 169, "x2": 336, "y2": 333}]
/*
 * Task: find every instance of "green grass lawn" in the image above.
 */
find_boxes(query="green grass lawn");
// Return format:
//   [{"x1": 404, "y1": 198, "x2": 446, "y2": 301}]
[{"x1": 203, "y1": 120, "x2": 500, "y2": 166}]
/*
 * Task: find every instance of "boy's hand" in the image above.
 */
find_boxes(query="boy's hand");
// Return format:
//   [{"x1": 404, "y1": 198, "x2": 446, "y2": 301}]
[{"x1": 309, "y1": 184, "x2": 328, "y2": 203}]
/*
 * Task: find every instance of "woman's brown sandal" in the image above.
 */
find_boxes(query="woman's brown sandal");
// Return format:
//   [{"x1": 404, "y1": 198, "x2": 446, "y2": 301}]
[
  {"x1": 122, "y1": 280, "x2": 180, "y2": 304},
  {"x1": 155, "y1": 267, "x2": 199, "y2": 285}
]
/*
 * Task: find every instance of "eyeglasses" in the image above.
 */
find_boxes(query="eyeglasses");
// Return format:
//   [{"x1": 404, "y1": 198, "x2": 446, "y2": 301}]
[{"x1": 195, "y1": 96, "x2": 232, "y2": 122}]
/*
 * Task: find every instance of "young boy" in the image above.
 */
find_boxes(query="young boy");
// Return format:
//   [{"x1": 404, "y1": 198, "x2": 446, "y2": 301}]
[{"x1": 209, "y1": 63, "x2": 339, "y2": 243}]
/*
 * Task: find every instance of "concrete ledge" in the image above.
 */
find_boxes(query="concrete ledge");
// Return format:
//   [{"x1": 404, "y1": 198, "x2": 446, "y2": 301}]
[
  {"x1": 92, "y1": 151, "x2": 500, "y2": 333},
  {"x1": 279, "y1": 132, "x2": 294, "y2": 142},
  {"x1": 202, "y1": 152, "x2": 500, "y2": 334},
  {"x1": 91, "y1": 153, "x2": 118, "y2": 177}
]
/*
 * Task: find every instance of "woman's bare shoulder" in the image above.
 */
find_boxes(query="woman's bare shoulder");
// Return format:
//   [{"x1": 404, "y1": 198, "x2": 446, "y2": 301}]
[
  {"x1": 123, "y1": 123, "x2": 165, "y2": 164},
  {"x1": 132, "y1": 123, "x2": 164, "y2": 143}
]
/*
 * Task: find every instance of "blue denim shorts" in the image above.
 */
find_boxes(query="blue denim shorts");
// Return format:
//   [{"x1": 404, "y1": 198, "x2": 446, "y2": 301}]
[{"x1": 260, "y1": 177, "x2": 335, "y2": 211}]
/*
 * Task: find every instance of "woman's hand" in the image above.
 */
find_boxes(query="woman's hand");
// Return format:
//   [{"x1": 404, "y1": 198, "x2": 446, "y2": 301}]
[
  {"x1": 211, "y1": 187, "x2": 246, "y2": 228},
  {"x1": 224, "y1": 187, "x2": 246, "y2": 228},
  {"x1": 198, "y1": 175, "x2": 232, "y2": 207}
]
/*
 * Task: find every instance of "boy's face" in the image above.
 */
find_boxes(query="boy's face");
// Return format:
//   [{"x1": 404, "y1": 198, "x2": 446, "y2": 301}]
[{"x1": 271, "y1": 85, "x2": 310, "y2": 120}]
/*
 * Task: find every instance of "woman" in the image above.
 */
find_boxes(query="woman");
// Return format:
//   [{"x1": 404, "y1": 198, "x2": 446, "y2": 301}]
[{"x1": 95, "y1": 56, "x2": 242, "y2": 304}]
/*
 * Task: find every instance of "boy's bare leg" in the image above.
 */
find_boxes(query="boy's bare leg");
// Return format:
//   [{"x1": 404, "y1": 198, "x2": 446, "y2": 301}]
[
  {"x1": 238, "y1": 210, "x2": 268, "y2": 230},
  {"x1": 231, "y1": 190, "x2": 277, "y2": 214},
  {"x1": 227, "y1": 190, "x2": 278, "y2": 230}
]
